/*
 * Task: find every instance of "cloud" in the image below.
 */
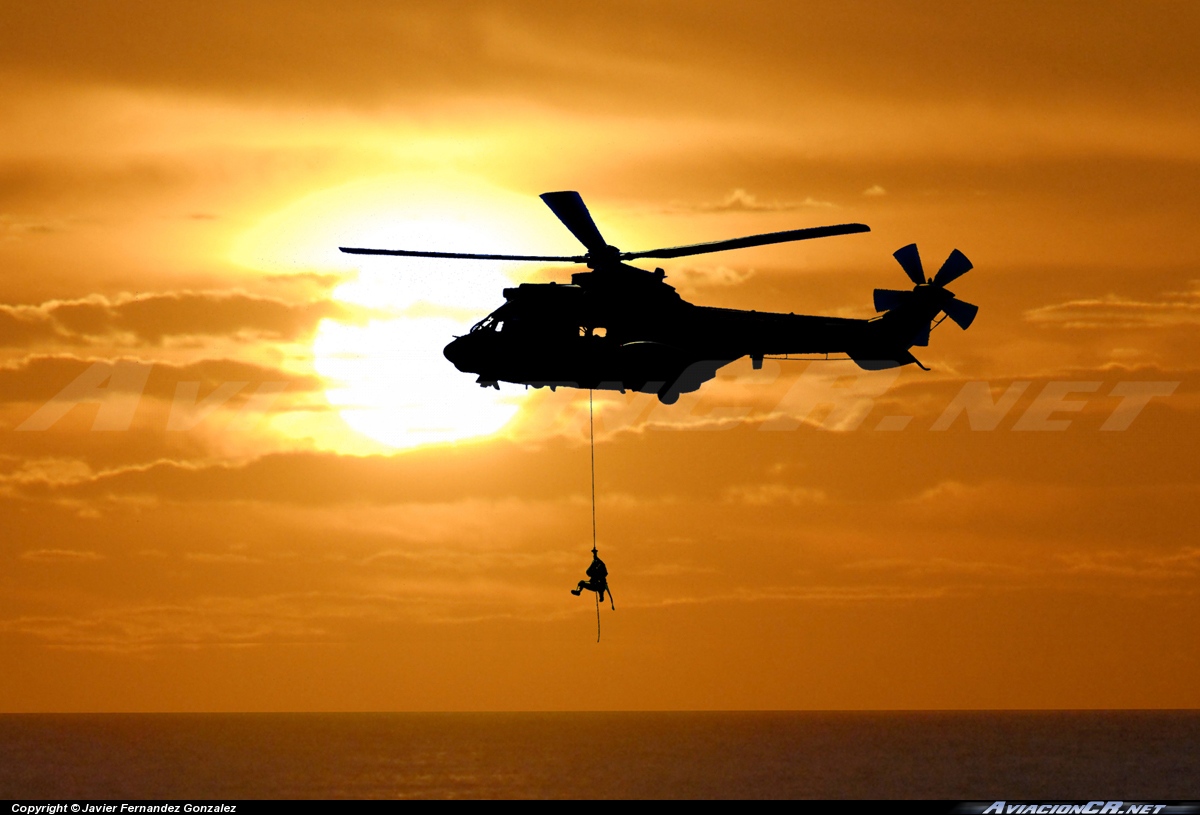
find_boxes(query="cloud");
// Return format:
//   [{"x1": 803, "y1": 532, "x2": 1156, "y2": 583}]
[
  {"x1": 842, "y1": 557, "x2": 1029, "y2": 580},
  {"x1": 7, "y1": 447, "x2": 577, "y2": 505},
  {"x1": 0, "y1": 291, "x2": 352, "y2": 348},
  {"x1": 665, "y1": 265, "x2": 754, "y2": 288},
  {"x1": 678, "y1": 189, "x2": 836, "y2": 213},
  {"x1": 1024, "y1": 286, "x2": 1200, "y2": 329},
  {"x1": 19, "y1": 549, "x2": 103, "y2": 563},
  {"x1": 0, "y1": 592, "x2": 373, "y2": 652},
  {"x1": 0, "y1": 214, "x2": 68, "y2": 238},
  {"x1": 0, "y1": 305, "x2": 59, "y2": 347},
  {"x1": 650, "y1": 584, "x2": 954, "y2": 610},
  {"x1": 722, "y1": 484, "x2": 827, "y2": 506},
  {"x1": 184, "y1": 552, "x2": 263, "y2": 564},
  {"x1": 1, "y1": 1, "x2": 1196, "y2": 135},
  {"x1": 862, "y1": 185, "x2": 886, "y2": 196},
  {"x1": 1056, "y1": 547, "x2": 1200, "y2": 581},
  {"x1": 0, "y1": 355, "x2": 321, "y2": 404}
]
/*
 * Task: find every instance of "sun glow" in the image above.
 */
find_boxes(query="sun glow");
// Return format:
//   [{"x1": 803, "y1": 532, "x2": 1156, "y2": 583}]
[
  {"x1": 313, "y1": 317, "x2": 523, "y2": 448},
  {"x1": 236, "y1": 174, "x2": 578, "y2": 449}
]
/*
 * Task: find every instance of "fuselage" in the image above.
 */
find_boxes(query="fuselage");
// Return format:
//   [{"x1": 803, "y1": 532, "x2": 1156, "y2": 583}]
[
  {"x1": 443, "y1": 262, "x2": 942, "y2": 402},
  {"x1": 340, "y1": 192, "x2": 975, "y2": 403}
]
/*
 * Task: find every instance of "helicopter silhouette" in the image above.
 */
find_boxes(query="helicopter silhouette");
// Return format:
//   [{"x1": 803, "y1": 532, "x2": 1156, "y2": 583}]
[{"x1": 341, "y1": 191, "x2": 978, "y2": 404}]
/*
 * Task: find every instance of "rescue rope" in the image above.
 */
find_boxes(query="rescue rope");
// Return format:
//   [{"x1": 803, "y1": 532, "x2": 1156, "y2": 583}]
[
  {"x1": 590, "y1": 388, "x2": 597, "y2": 556},
  {"x1": 590, "y1": 389, "x2": 600, "y2": 643}
]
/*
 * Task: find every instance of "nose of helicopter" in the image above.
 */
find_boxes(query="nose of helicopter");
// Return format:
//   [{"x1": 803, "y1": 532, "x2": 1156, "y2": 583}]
[{"x1": 443, "y1": 335, "x2": 471, "y2": 371}]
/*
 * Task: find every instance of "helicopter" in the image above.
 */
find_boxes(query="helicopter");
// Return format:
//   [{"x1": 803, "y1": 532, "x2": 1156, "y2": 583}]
[{"x1": 340, "y1": 191, "x2": 978, "y2": 404}]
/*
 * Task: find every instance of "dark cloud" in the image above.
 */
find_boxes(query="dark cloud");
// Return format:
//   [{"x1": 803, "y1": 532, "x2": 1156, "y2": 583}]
[
  {"x1": 55, "y1": 291, "x2": 346, "y2": 343},
  {"x1": 0, "y1": 2, "x2": 1196, "y2": 116},
  {"x1": 0, "y1": 214, "x2": 67, "y2": 236},
  {"x1": 6, "y1": 356, "x2": 1194, "y2": 508},
  {"x1": 0, "y1": 354, "x2": 329, "y2": 469},
  {"x1": 13, "y1": 446, "x2": 575, "y2": 505},
  {"x1": 0, "y1": 291, "x2": 350, "y2": 347},
  {"x1": 0, "y1": 593, "x2": 358, "y2": 652},
  {"x1": 0, "y1": 157, "x2": 195, "y2": 211},
  {"x1": 0, "y1": 355, "x2": 320, "y2": 403},
  {"x1": 0, "y1": 305, "x2": 58, "y2": 347}
]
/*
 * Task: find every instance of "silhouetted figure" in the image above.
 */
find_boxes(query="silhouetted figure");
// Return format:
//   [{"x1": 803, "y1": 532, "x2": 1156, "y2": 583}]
[{"x1": 571, "y1": 549, "x2": 611, "y2": 605}]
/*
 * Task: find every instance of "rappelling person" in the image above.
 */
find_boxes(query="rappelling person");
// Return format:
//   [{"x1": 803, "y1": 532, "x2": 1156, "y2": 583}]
[{"x1": 571, "y1": 548, "x2": 612, "y2": 607}]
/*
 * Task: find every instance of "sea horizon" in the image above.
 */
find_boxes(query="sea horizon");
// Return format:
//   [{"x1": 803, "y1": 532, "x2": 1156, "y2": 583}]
[{"x1": 3, "y1": 710, "x2": 1198, "y2": 799}]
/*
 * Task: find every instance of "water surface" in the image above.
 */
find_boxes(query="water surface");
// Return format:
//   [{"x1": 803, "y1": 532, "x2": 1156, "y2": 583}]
[{"x1": 2, "y1": 711, "x2": 1198, "y2": 799}]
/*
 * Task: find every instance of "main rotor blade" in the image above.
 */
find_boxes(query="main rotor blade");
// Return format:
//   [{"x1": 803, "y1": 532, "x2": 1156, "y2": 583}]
[
  {"x1": 912, "y1": 324, "x2": 931, "y2": 347},
  {"x1": 623, "y1": 223, "x2": 870, "y2": 261},
  {"x1": 339, "y1": 247, "x2": 585, "y2": 262},
  {"x1": 932, "y1": 248, "x2": 974, "y2": 287},
  {"x1": 941, "y1": 297, "x2": 979, "y2": 330},
  {"x1": 893, "y1": 243, "x2": 925, "y2": 285},
  {"x1": 539, "y1": 191, "x2": 609, "y2": 253}
]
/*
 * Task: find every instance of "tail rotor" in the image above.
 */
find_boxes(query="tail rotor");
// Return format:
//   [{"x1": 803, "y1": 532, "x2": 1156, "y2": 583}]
[{"x1": 873, "y1": 244, "x2": 979, "y2": 346}]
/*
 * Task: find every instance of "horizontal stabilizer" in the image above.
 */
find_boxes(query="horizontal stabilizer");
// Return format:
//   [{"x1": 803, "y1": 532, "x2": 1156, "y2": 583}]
[{"x1": 848, "y1": 348, "x2": 919, "y2": 370}]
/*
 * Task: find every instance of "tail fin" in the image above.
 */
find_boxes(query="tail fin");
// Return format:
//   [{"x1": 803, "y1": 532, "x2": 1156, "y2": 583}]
[{"x1": 851, "y1": 244, "x2": 979, "y2": 370}]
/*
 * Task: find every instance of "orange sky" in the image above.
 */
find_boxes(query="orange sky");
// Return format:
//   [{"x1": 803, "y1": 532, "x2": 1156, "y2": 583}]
[{"x1": 1, "y1": 1, "x2": 1199, "y2": 711}]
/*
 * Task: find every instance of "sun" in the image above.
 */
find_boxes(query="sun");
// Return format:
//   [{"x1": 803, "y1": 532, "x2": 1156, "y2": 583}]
[
  {"x1": 234, "y1": 173, "x2": 579, "y2": 450},
  {"x1": 312, "y1": 316, "x2": 522, "y2": 448}
]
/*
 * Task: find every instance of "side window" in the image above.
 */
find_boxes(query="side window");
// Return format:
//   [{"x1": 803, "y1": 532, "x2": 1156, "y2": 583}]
[{"x1": 593, "y1": 327, "x2": 607, "y2": 338}]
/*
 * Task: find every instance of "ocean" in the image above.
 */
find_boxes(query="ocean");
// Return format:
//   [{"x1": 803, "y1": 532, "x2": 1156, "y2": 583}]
[{"x1": 2, "y1": 711, "x2": 1198, "y2": 799}]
